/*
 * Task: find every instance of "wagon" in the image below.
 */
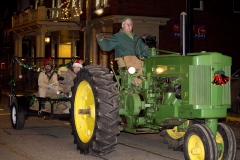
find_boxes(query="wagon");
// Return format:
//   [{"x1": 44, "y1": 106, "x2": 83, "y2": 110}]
[{"x1": 9, "y1": 56, "x2": 75, "y2": 130}]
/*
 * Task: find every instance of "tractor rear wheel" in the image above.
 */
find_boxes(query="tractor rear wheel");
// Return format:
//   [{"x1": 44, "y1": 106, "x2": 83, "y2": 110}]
[
  {"x1": 10, "y1": 98, "x2": 25, "y2": 130},
  {"x1": 161, "y1": 126, "x2": 185, "y2": 151},
  {"x1": 160, "y1": 120, "x2": 190, "y2": 151},
  {"x1": 71, "y1": 65, "x2": 120, "y2": 155},
  {"x1": 183, "y1": 124, "x2": 218, "y2": 160},
  {"x1": 216, "y1": 123, "x2": 236, "y2": 160}
]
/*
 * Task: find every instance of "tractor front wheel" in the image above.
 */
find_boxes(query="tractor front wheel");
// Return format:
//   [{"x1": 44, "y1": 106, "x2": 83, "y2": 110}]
[
  {"x1": 216, "y1": 123, "x2": 236, "y2": 160},
  {"x1": 183, "y1": 124, "x2": 218, "y2": 160},
  {"x1": 71, "y1": 65, "x2": 120, "y2": 155}
]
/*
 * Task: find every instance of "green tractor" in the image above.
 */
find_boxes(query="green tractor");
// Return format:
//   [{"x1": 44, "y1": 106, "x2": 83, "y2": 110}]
[{"x1": 70, "y1": 35, "x2": 236, "y2": 159}]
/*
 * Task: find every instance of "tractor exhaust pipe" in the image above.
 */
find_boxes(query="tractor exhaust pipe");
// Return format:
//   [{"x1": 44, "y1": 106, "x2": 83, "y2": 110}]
[{"x1": 180, "y1": 12, "x2": 187, "y2": 56}]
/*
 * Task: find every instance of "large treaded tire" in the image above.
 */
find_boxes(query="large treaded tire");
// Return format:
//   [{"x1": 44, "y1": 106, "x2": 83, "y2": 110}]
[
  {"x1": 216, "y1": 123, "x2": 236, "y2": 160},
  {"x1": 160, "y1": 121, "x2": 191, "y2": 151},
  {"x1": 160, "y1": 128, "x2": 184, "y2": 151},
  {"x1": 71, "y1": 65, "x2": 120, "y2": 155},
  {"x1": 183, "y1": 124, "x2": 218, "y2": 160}
]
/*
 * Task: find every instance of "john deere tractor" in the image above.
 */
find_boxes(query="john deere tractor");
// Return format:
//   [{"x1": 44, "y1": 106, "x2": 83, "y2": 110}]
[{"x1": 70, "y1": 35, "x2": 236, "y2": 159}]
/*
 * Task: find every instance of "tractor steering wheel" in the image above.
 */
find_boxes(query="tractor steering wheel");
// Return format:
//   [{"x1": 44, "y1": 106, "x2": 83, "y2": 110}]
[{"x1": 133, "y1": 34, "x2": 158, "y2": 60}]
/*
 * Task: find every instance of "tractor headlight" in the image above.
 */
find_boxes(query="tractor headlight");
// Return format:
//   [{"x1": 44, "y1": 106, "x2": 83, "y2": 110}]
[
  {"x1": 128, "y1": 67, "x2": 136, "y2": 75},
  {"x1": 156, "y1": 66, "x2": 167, "y2": 74}
]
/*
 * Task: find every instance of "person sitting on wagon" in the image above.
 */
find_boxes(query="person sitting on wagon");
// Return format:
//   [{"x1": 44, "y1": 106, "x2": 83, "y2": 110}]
[
  {"x1": 38, "y1": 57, "x2": 59, "y2": 99},
  {"x1": 72, "y1": 59, "x2": 84, "y2": 74}
]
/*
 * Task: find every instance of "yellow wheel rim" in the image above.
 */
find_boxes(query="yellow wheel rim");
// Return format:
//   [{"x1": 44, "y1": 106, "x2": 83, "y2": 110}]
[
  {"x1": 188, "y1": 135, "x2": 205, "y2": 160},
  {"x1": 74, "y1": 80, "x2": 96, "y2": 143},
  {"x1": 166, "y1": 126, "x2": 185, "y2": 139},
  {"x1": 216, "y1": 132, "x2": 224, "y2": 160},
  {"x1": 166, "y1": 120, "x2": 189, "y2": 139}
]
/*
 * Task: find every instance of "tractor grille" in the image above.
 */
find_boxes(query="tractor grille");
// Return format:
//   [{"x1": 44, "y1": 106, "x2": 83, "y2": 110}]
[
  {"x1": 189, "y1": 65, "x2": 231, "y2": 105},
  {"x1": 221, "y1": 66, "x2": 231, "y2": 105},
  {"x1": 189, "y1": 65, "x2": 211, "y2": 105}
]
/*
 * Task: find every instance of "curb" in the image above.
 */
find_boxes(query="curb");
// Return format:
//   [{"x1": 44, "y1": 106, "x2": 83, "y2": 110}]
[{"x1": 226, "y1": 115, "x2": 240, "y2": 122}]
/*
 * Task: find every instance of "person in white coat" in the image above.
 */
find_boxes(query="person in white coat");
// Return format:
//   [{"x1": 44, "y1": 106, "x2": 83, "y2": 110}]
[{"x1": 38, "y1": 58, "x2": 58, "y2": 98}]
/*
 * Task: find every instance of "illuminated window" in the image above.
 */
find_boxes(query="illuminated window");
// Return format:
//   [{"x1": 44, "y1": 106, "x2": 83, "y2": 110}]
[{"x1": 96, "y1": 0, "x2": 109, "y2": 9}]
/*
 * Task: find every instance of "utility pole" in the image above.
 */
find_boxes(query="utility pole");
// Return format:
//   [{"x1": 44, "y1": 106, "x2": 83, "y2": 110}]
[{"x1": 85, "y1": 0, "x2": 92, "y2": 65}]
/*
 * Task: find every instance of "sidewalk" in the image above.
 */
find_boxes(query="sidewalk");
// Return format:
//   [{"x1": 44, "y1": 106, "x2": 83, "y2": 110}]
[
  {"x1": 1, "y1": 88, "x2": 11, "y2": 95},
  {"x1": 0, "y1": 88, "x2": 20, "y2": 109},
  {"x1": 0, "y1": 89, "x2": 9, "y2": 109},
  {"x1": 0, "y1": 88, "x2": 30, "y2": 109},
  {"x1": 226, "y1": 113, "x2": 240, "y2": 122}
]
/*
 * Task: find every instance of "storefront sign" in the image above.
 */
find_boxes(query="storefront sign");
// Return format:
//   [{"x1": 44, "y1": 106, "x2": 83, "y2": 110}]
[
  {"x1": 173, "y1": 19, "x2": 206, "y2": 39},
  {"x1": 193, "y1": 20, "x2": 206, "y2": 39},
  {"x1": 173, "y1": 19, "x2": 180, "y2": 38}
]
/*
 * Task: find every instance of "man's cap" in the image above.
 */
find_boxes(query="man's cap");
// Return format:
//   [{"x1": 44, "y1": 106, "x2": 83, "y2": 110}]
[
  {"x1": 73, "y1": 59, "x2": 84, "y2": 68},
  {"x1": 122, "y1": 17, "x2": 133, "y2": 23},
  {"x1": 43, "y1": 57, "x2": 53, "y2": 66}
]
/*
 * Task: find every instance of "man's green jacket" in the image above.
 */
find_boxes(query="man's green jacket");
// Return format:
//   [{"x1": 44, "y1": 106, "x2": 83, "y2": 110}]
[{"x1": 97, "y1": 29, "x2": 151, "y2": 58}]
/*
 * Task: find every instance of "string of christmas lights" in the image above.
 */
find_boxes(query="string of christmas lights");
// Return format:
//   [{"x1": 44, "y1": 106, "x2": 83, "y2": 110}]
[
  {"x1": 14, "y1": 56, "x2": 76, "y2": 72},
  {"x1": 60, "y1": 0, "x2": 81, "y2": 20},
  {"x1": 28, "y1": 95, "x2": 69, "y2": 106}
]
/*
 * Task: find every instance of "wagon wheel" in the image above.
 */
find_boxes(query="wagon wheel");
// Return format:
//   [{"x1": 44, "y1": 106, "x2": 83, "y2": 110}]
[
  {"x1": 10, "y1": 98, "x2": 25, "y2": 130},
  {"x1": 183, "y1": 124, "x2": 218, "y2": 160},
  {"x1": 71, "y1": 65, "x2": 121, "y2": 155}
]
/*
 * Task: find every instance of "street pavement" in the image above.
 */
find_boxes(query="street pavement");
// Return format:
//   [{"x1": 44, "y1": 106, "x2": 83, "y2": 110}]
[{"x1": 0, "y1": 88, "x2": 240, "y2": 159}]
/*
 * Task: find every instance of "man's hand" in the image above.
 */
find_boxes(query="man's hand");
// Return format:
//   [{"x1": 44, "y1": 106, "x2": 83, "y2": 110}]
[
  {"x1": 48, "y1": 83, "x2": 58, "y2": 89},
  {"x1": 48, "y1": 84, "x2": 54, "y2": 89},
  {"x1": 96, "y1": 33, "x2": 104, "y2": 41}
]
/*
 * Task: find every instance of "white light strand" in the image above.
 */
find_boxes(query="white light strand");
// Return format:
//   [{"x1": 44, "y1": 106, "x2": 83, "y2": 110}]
[{"x1": 59, "y1": 0, "x2": 81, "y2": 20}]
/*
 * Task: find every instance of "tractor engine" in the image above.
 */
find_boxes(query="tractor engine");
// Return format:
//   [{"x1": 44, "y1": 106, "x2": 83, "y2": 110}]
[{"x1": 118, "y1": 51, "x2": 231, "y2": 134}]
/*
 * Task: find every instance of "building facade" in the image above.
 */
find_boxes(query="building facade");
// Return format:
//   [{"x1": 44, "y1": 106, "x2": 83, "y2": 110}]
[
  {"x1": 8, "y1": 0, "x2": 240, "y2": 68},
  {"x1": 9, "y1": 0, "x2": 82, "y2": 60}
]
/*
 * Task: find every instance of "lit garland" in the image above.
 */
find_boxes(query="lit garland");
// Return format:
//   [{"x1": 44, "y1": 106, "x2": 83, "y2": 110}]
[
  {"x1": 15, "y1": 57, "x2": 44, "y2": 72},
  {"x1": 28, "y1": 95, "x2": 70, "y2": 106},
  {"x1": 14, "y1": 56, "x2": 77, "y2": 72},
  {"x1": 9, "y1": 63, "x2": 16, "y2": 94}
]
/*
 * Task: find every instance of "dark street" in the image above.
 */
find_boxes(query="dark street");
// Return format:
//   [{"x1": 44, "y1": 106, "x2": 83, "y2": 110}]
[{"x1": 0, "y1": 88, "x2": 240, "y2": 160}]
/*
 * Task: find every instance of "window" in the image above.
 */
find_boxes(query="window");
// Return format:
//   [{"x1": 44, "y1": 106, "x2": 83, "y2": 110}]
[
  {"x1": 193, "y1": 0, "x2": 204, "y2": 11},
  {"x1": 96, "y1": 0, "x2": 109, "y2": 9},
  {"x1": 233, "y1": 0, "x2": 240, "y2": 13}
]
